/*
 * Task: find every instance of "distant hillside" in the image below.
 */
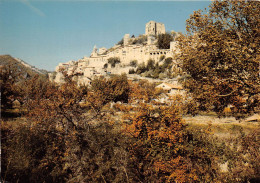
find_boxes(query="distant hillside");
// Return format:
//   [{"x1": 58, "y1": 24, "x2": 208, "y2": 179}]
[{"x1": 0, "y1": 55, "x2": 48, "y2": 77}]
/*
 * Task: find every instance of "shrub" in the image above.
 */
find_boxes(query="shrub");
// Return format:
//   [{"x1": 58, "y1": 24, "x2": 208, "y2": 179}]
[
  {"x1": 128, "y1": 68, "x2": 135, "y2": 74},
  {"x1": 117, "y1": 38, "x2": 123, "y2": 45},
  {"x1": 108, "y1": 57, "x2": 121, "y2": 68},
  {"x1": 157, "y1": 33, "x2": 174, "y2": 49},
  {"x1": 159, "y1": 55, "x2": 165, "y2": 61},
  {"x1": 130, "y1": 60, "x2": 138, "y2": 67}
]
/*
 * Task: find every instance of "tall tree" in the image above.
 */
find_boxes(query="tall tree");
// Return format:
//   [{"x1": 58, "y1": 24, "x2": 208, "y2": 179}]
[
  {"x1": 157, "y1": 33, "x2": 174, "y2": 49},
  {"x1": 177, "y1": 0, "x2": 260, "y2": 116},
  {"x1": 0, "y1": 64, "x2": 22, "y2": 111}
]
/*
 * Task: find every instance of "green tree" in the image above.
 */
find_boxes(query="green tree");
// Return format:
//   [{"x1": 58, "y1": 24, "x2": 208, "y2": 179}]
[
  {"x1": 117, "y1": 38, "x2": 123, "y2": 45},
  {"x1": 146, "y1": 59, "x2": 155, "y2": 70},
  {"x1": 131, "y1": 35, "x2": 147, "y2": 45},
  {"x1": 130, "y1": 60, "x2": 138, "y2": 67},
  {"x1": 162, "y1": 57, "x2": 173, "y2": 70},
  {"x1": 108, "y1": 57, "x2": 121, "y2": 68},
  {"x1": 136, "y1": 62, "x2": 147, "y2": 74},
  {"x1": 157, "y1": 33, "x2": 174, "y2": 49},
  {"x1": 177, "y1": 0, "x2": 260, "y2": 117}
]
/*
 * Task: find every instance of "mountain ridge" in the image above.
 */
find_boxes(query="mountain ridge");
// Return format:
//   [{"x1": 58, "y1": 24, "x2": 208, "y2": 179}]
[{"x1": 0, "y1": 55, "x2": 48, "y2": 76}]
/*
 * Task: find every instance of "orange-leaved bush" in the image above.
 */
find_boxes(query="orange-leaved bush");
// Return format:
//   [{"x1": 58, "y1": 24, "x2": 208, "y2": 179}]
[{"x1": 125, "y1": 104, "x2": 198, "y2": 182}]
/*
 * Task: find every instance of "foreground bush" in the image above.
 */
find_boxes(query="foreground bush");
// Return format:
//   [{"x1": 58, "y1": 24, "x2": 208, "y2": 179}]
[{"x1": 2, "y1": 75, "x2": 259, "y2": 182}]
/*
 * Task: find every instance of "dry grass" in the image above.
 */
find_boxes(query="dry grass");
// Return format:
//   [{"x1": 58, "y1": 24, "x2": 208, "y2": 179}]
[{"x1": 184, "y1": 115, "x2": 259, "y2": 138}]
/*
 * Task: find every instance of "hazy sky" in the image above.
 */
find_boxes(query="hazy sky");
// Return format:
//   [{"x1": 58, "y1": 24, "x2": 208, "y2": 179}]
[{"x1": 0, "y1": 0, "x2": 211, "y2": 71}]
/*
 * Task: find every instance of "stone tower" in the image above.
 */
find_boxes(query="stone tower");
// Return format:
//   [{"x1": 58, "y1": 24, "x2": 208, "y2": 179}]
[
  {"x1": 147, "y1": 35, "x2": 155, "y2": 45},
  {"x1": 124, "y1": 34, "x2": 130, "y2": 46},
  {"x1": 91, "y1": 45, "x2": 98, "y2": 57},
  {"x1": 145, "y1": 21, "x2": 166, "y2": 36}
]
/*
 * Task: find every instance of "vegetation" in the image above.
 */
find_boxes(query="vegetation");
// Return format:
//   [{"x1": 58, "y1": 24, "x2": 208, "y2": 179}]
[
  {"x1": 176, "y1": 0, "x2": 260, "y2": 117},
  {"x1": 1, "y1": 1, "x2": 260, "y2": 182},
  {"x1": 1, "y1": 64, "x2": 22, "y2": 110},
  {"x1": 134, "y1": 58, "x2": 174, "y2": 79},
  {"x1": 117, "y1": 35, "x2": 147, "y2": 46},
  {"x1": 117, "y1": 38, "x2": 124, "y2": 45},
  {"x1": 108, "y1": 57, "x2": 121, "y2": 68},
  {"x1": 129, "y1": 60, "x2": 138, "y2": 67},
  {"x1": 130, "y1": 35, "x2": 147, "y2": 45},
  {"x1": 157, "y1": 33, "x2": 174, "y2": 49},
  {"x1": 1, "y1": 68, "x2": 259, "y2": 182},
  {"x1": 90, "y1": 74, "x2": 130, "y2": 105},
  {"x1": 0, "y1": 55, "x2": 48, "y2": 76},
  {"x1": 0, "y1": 56, "x2": 48, "y2": 115}
]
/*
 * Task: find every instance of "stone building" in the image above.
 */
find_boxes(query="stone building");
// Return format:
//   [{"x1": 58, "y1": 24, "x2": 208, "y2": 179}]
[
  {"x1": 145, "y1": 21, "x2": 166, "y2": 36},
  {"x1": 53, "y1": 21, "x2": 179, "y2": 84}
]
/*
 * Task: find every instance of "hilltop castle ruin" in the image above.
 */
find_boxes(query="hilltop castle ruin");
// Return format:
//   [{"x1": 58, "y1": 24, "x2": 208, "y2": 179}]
[
  {"x1": 51, "y1": 21, "x2": 180, "y2": 85},
  {"x1": 145, "y1": 21, "x2": 166, "y2": 36}
]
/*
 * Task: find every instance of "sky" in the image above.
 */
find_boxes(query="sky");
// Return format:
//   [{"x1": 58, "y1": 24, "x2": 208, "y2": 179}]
[{"x1": 0, "y1": 0, "x2": 211, "y2": 71}]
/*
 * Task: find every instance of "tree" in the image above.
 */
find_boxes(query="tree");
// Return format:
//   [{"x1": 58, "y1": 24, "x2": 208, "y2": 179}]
[
  {"x1": 136, "y1": 62, "x2": 148, "y2": 74},
  {"x1": 146, "y1": 59, "x2": 155, "y2": 70},
  {"x1": 91, "y1": 74, "x2": 130, "y2": 104},
  {"x1": 177, "y1": 0, "x2": 260, "y2": 117},
  {"x1": 103, "y1": 63, "x2": 108, "y2": 69},
  {"x1": 131, "y1": 35, "x2": 147, "y2": 45},
  {"x1": 117, "y1": 38, "x2": 123, "y2": 45},
  {"x1": 0, "y1": 64, "x2": 24, "y2": 112},
  {"x1": 130, "y1": 60, "x2": 138, "y2": 67},
  {"x1": 128, "y1": 80, "x2": 161, "y2": 103},
  {"x1": 2, "y1": 76, "x2": 132, "y2": 183},
  {"x1": 157, "y1": 33, "x2": 174, "y2": 49},
  {"x1": 124, "y1": 104, "x2": 188, "y2": 182},
  {"x1": 124, "y1": 103, "x2": 222, "y2": 182},
  {"x1": 162, "y1": 57, "x2": 173, "y2": 70},
  {"x1": 108, "y1": 57, "x2": 121, "y2": 68}
]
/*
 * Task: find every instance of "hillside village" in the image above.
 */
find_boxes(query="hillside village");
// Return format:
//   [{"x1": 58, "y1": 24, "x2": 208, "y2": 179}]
[
  {"x1": 50, "y1": 21, "x2": 182, "y2": 88},
  {"x1": 2, "y1": 1, "x2": 259, "y2": 182}
]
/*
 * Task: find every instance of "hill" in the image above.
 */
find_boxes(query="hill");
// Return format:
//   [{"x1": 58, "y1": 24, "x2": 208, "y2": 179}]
[{"x1": 0, "y1": 55, "x2": 48, "y2": 78}]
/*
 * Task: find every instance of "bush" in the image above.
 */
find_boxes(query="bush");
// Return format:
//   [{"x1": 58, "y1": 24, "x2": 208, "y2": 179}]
[
  {"x1": 108, "y1": 57, "x2": 121, "y2": 68},
  {"x1": 128, "y1": 68, "x2": 135, "y2": 74},
  {"x1": 157, "y1": 33, "x2": 174, "y2": 49},
  {"x1": 91, "y1": 74, "x2": 130, "y2": 104},
  {"x1": 130, "y1": 60, "x2": 138, "y2": 67},
  {"x1": 117, "y1": 38, "x2": 123, "y2": 45},
  {"x1": 136, "y1": 62, "x2": 147, "y2": 74},
  {"x1": 130, "y1": 35, "x2": 147, "y2": 45},
  {"x1": 159, "y1": 55, "x2": 165, "y2": 61},
  {"x1": 158, "y1": 73, "x2": 166, "y2": 80},
  {"x1": 146, "y1": 59, "x2": 155, "y2": 70}
]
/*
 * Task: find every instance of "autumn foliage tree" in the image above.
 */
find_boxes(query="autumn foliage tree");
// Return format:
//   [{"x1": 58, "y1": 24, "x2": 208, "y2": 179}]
[
  {"x1": 0, "y1": 64, "x2": 23, "y2": 111},
  {"x1": 128, "y1": 80, "x2": 163, "y2": 103},
  {"x1": 124, "y1": 103, "x2": 221, "y2": 182},
  {"x1": 2, "y1": 72, "x2": 259, "y2": 182},
  {"x1": 90, "y1": 74, "x2": 130, "y2": 105},
  {"x1": 176, "y1": 0, "x2": 260, "y2": 117},
  {"x1": 2, "y1": 76, "x2": 133, "y2": 182}
]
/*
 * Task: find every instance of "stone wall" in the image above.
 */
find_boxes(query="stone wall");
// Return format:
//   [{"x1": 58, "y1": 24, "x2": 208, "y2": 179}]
[
  {"x1": 145, "y1": 21, "x2": 166, "y2": 36},
  {"x1": 52, "y1": 21, "x2": 179, "y2": 84}
]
